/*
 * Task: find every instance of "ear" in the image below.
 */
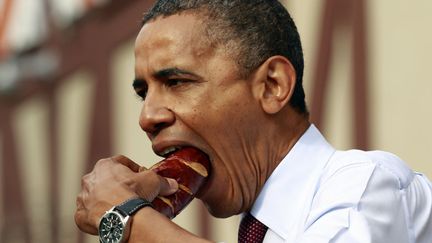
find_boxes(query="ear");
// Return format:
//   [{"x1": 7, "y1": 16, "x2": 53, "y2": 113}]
[{"x1": 251, "y1": 56, "x2": 297, "y2": 114}]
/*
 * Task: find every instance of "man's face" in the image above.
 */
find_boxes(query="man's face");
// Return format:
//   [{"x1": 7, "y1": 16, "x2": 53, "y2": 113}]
[{"x1": 134, "y1": 13, "x2": 264, "y2": 217}]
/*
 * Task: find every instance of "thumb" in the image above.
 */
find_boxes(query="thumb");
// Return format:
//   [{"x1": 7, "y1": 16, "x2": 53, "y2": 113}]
[
  {"x1": 138, "y1": 167, "x2": 178, "y2": 196},
  {"x1": 159, "y1": 177, "x2": 179, "y2": 196},
  {"x1": 133, "y1": 170, "x2": 179, "y2": 200}
]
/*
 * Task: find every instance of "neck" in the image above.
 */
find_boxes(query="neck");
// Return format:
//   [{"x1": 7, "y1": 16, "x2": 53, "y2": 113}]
[{"x1": 255, "y1": 109, "x2": 310, "y2": 195}]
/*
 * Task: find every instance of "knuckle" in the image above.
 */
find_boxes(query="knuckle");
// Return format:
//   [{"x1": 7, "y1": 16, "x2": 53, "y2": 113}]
[
  {"x1": 76, "y1": 194, "x2": 82, "y2": 207},
  {"x1": 74, "y1": 204, "x2": 98, "y2": 235},
  {"x1": 74, "y1": 211, "x2": 87, "y2": 232},
  {"x1": 94, "y1": 158, "x2": 111, "y2": 168},
  {"x1": 80, "y1": 173, "x2": 93, "y2": 190},
  {"x1": 142, "y1": 170, "x2": 160, "y2": 187},
  {"x1": 74, "y1": 210, "x2": 82, "y2": 225},
  {"x1": 81, "y1": 173, "x2": 89, "y2": 185},
  {"x1": 134, "y1": 170, "x2": 162, "y2": 200}
]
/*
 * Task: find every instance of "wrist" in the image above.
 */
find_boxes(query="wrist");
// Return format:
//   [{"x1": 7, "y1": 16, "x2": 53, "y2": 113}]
[
  {"x1": 129, "y1": 207, "x2": 214, "y2": 243},
  {"x1": 98, "y1": 198, "x2": 152, "y2": 243},
  {"x1": 128, "y1": 207, "x2": 167, "y2": 242}
]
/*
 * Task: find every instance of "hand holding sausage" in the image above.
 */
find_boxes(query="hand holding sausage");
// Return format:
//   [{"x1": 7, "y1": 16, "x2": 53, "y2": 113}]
[
  {"x1": 74, "y1": 155, "x2": 178, "y2": 235},
  {"x1": 75, "y1": 147, "x2": 210, "y2": 234}
]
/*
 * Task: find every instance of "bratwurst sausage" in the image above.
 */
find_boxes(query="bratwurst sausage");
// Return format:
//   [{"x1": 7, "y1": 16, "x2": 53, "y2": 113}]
[{"x1": 149, "y1": 147, "x2": 210, "y2": 219}]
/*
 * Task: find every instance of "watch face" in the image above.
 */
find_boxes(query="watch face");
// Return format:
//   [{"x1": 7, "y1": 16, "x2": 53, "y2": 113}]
[{"x1": 99, "y1": 211, "x2": 125, "y2": 243}]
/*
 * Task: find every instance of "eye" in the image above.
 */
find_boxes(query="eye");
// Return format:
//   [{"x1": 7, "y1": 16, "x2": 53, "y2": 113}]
[
  {"x1": 132, "y1": 79, "x2": 148, "y2": 101},
  {"x1": 166, "y1": 78, "x2": 190, "y2": 87},
  {"x1": 135, "y1": 88, "x2": 148, "y2": 101}
]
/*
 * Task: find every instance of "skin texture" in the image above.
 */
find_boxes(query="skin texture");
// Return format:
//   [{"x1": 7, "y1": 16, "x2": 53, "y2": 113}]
[{"x1": 75, "y1": 12, "x2": 310, "y2": 242}]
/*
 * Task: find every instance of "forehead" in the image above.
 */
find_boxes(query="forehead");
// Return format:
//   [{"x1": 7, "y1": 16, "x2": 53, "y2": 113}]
[{"x1": 134, "y1": 13, "x2": 218, "y2": 74}]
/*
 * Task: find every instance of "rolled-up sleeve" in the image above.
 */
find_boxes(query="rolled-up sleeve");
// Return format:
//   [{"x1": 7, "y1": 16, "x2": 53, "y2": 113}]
[{"x1": 296, "y1": 160, "x2": 432, "y2": 243}]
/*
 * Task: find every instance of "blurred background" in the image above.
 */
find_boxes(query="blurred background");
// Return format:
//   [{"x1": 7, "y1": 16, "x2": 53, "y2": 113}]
[{"x1": 0, "y1": 0, "x2": 431, "y2": 242}]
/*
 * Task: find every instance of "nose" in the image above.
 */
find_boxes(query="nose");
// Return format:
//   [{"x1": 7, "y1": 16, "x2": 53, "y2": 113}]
[{"x1": 139, "y1": 92, "x2": 175, "y2": 137}]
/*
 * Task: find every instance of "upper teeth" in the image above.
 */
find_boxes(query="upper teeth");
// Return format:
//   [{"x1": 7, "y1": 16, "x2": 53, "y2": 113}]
[{"x1": 160, "y1": 146, "x2": 182, "y2": 157}]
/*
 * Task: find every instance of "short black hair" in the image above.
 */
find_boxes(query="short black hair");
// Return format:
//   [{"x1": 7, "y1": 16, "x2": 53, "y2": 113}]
[{"x1": 142, "y1": 0, "x2": 307, "y2": 114}]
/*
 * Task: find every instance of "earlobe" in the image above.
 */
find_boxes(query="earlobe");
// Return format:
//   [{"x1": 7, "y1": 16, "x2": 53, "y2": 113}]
[{"x1": 257, "y1": 56, "x2": 296, "y2": 114}]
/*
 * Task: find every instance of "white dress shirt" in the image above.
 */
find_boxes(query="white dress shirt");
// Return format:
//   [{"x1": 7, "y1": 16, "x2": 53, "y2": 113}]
[{"x1": 251, "y1": 125, "x2": 432, "y2": 243}]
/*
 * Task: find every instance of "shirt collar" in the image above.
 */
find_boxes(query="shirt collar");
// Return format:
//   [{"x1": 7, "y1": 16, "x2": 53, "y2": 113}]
[{"x1": 250, "y1": 124, "x2": 335, "y2": 240}]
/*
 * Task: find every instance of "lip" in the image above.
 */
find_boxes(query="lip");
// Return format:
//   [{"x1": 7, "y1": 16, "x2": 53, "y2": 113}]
[
  {"x1": 152, "y1": 139, "x2": 211, "y2": 159},
  {"x1": 153, "y1": 140, "x2": 194, "y2": 157}
]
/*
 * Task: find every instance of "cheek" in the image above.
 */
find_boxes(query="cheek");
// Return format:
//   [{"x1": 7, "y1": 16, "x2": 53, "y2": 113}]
[{"x1": 176, "y1": 84, "x2": 258, "y2": 143}]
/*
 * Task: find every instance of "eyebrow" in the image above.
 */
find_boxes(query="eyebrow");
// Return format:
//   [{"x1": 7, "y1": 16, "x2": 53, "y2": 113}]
[
  {"x1": 132, "y1": 67, "x2": 202, "y2": 89},
  {"x1": 153, "y1": 67, "x2": 201, "y2": 79}
]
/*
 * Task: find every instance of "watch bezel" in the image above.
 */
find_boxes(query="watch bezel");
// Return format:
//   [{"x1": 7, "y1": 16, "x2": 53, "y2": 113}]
[{"x1": 98, "y1": 207, "x2": 131, "y2": 243}]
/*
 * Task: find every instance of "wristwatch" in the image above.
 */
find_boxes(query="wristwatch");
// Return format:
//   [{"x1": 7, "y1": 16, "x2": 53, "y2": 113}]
[{"x1": 98, "y1": 198, "x2": 152, "y2": 243}]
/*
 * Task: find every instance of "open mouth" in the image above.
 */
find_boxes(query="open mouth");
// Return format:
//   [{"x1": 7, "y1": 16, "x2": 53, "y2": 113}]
[
  {"x1": 157, "y1": 145, "x2": 211, "y2": 164},
  {"x1": 154, "y1": 146, "x2": 211, "y2": 178},
  {"x1": 158, "y1": 146, "x2": 184, "y2": 158}
]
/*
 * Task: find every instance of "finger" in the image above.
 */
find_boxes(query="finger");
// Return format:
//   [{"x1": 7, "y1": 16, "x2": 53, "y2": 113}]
[
  {"x1": 138, "y1": 168, "x2": 178, "y2": 196},
  {"x1": 138, "y1": 166, "x2": 177, "y2": 195},
  {"x1": 111, "y1": 155, "x2": 141, "y2": 172},
  {"x1": 75, "y1": 192, "x2": 98, "y2": 235},
  {"x1": 74, "y1": 210, "x2": 98, "y2": 235},
  {"x1": 80, "y1": 173, "x2": 91, "y2": 191},
  {"x1": 133, "y1": 170, "x2": 178, "y2": 200},
  {"x1": 159, "y1": 177, "x2": 179, "y2": 196},
  {"x1": 139, "y1": 166, "x2": 148, "y2": 172},
  {"x1": 76, "y1": 191, "x2": 86, "y2": 211}
]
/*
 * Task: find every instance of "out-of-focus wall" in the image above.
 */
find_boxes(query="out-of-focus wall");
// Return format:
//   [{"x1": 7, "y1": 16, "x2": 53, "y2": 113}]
[
  {"x1": 288, "y1": 0, "x2": 432, "y2": 178},
  {"x1": 369, "y1": 0, "x2": 432, "y2": 176}
]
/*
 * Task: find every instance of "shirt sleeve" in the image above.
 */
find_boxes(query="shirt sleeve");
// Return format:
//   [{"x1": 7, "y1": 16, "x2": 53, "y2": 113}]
[{"x1": 296, "y1": 161, "x2": 412, "y2": 243}]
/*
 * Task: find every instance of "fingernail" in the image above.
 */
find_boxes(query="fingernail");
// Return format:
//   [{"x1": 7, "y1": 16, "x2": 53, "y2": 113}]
[{"x1": 167, "y1": 178, "x2": 179, "y2": 192}]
